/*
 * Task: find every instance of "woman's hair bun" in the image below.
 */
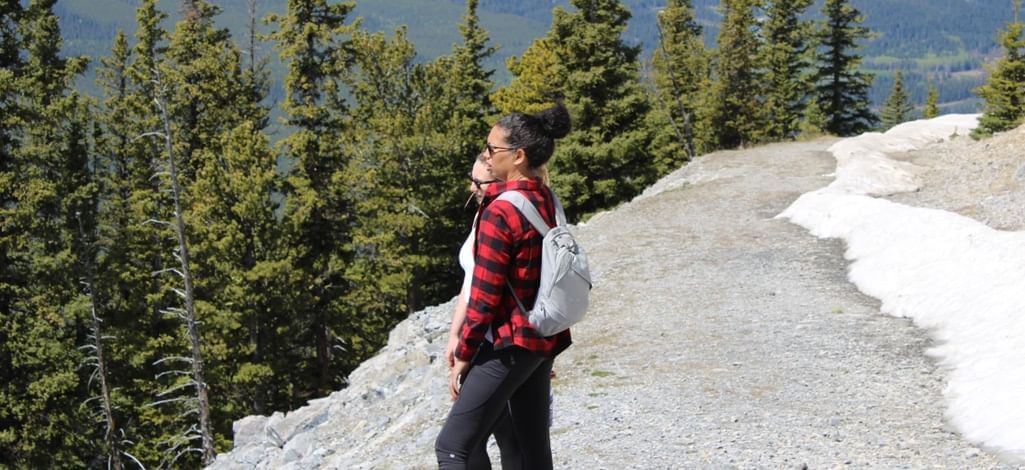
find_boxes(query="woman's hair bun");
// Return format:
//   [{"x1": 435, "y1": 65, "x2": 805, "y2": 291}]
[{"x1": 538, "y1": 101, "x2": 571, "y2": 139}]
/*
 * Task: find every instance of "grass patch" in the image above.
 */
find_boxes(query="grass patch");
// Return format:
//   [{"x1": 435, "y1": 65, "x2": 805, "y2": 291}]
[{"x1": 590, "y1": 370, "x2": 614, "y2": 378}]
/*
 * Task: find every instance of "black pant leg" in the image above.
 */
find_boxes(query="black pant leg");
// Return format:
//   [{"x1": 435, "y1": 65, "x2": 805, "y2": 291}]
[
  {"x1": 507, "y1": 356, "x2": 554, "y2": 470},
  {"x1": 435, "y1": 346, "x2": 544, "y2": 470}
]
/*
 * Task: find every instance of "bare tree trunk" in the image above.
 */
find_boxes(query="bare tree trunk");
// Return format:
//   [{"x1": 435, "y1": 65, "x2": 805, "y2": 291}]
[
  {"x1": 247, "y1": 0, "x2": 258, "y2": 79},
  {"x1": 154, "y1": 78, "x2": 216, "y2": 465},
  {"x1": 76, "y1": 216, "x2": 124, "y2": 470}
]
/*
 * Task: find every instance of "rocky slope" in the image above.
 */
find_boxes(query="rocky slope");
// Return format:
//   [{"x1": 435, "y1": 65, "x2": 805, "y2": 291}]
[{"x1": 208, "y1": 123, "x2": 1024, "y2": 469}]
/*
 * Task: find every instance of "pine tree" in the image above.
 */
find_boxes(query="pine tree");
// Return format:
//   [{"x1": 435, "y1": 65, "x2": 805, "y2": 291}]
[
  {"x1": 923, "y1": 80, "x2": 940, "y2": 118},
  {"x1": 341, "y1": 27, "x2": 435, "y2": 363},
  {"x1": 0, "y1": 2, "x2": 28, "y2": 462},
  {"x1": 762, "y1": 0, "x2": 815, "y2": 141},
  {"x1": 812, "y1": 0, "x2": 878, "y2": 135},
  {"x1": 973, "y1": 0, "x2": 1025, "y2": 137},
  {"x1": 112, "y1": 2, "x2": 189, "y2": 464},
  {"x1": 496, "y1": 0, "x2": 655, "y2": 218},
  {"x1": 269, "y1": 0, "x2": 359, "y2": 397},
  {"x1": 555, "y1": 0, "x2": 657, "y2": 217},
  {"x1": 0, "y1": 4, "x2": 25, "y2": 377},
  {"x1": 241, "y1": 0, "x2": 271, "y2": 130},
  {"x1": 491, "y1": 37, "x2": 564, "y2": 114},
  {"x1": 707, "y1": 0, "x2": 765, "y2": 149},
  {"x1": 149, "y1": 69, "x2": 217, "y2": 466},
  {"x1": 0, "y1": 0, "x2": 97, "y2": 465},
  {"x1": 881, "y1": 70, "x2": 913, "y2": 129},
  {"x1": 410, "y1": 0, "x2": 496, "y2": 308},
  {"x1": 189, "y1": 121, "x2": 285, "y2": 417},
  {"x1": 650, "y1": 0, "x2": 710, "y2": 171},
  {"x1": 161, "y1": 0, "x2": 250, "y2": 184},
  {"x1": 89, "y1": 29, "x2": 140, "y2": 470}
]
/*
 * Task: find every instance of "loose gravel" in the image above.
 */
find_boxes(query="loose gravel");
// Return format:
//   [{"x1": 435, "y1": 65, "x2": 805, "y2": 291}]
[
  {"x1": 551, "y1": 138, "x2": 1016, "y2": 469},
  {"x1": 211, "y1": 130, "x2": 1025, "y2": 469}
]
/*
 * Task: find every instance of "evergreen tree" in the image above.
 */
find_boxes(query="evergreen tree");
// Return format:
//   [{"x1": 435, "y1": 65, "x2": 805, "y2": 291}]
[
  {"x1": 973, "y1": 0, "x2": 1025, "y2": 137},
  {"x1": 555, "y1": 0, "x2": 656, "y2": 217},
  {"x1": 812, "y1": 0, "x2": 878, "y2": 135},
  {"x1": 269, "y1": 0, "x2": 359, "y2": 398},
  {"x1": 924, "y1": 80, "x2": 940, "y2": 118},
  {"x1": 241, "y1": 0, "x2": 271, "y2": 130},
  {"x1": 90, "y1": 29, "x2": 141, "y2": 470},
  {"x1": 707, "y1": 0, "x2": 765, "y2": 149},
  {"x1": 149, "y1": 69, "x2": 217, "y2": 466},
  {"x1": 341, "y1": 28, "x2": 427, "y2": 353},
  {"x1": 161, "y1": 0, "x2": 250, "y2": 184},
  {"x1": 881, "y1": 70, "x2": 913, "y2": 129},
  {"x1": 650, "y1": 0, "x2": 710, "y2": 172},
  {"x1": 189, "y1": 121, "x2": 286, "y2": 418},
  {"x1": 410, "y1": 0, "x2": 496, "y2": 308},
  {"x1": 491, "y1": 37, "x2": 564, "y2": 114},
  {"x1": 111, "y1": 2, "x2": 189, "y2": 464},
  {"x1": 496, "y1": 0, "x2": 655, "y2": 219},
  {"x1": 799, "y1": 96, "x2": 828, "y2": 137},
  {"x1": 762, "y1": 0, "x2": 815, "y2": 141},
  {"x1": 0, "y1": 0, "x2": 97, "y2": 465},
  {"x1": 0, "y1": 4, "x2": 25, "y2": 377},
  {"x1": 0, "y1": 1, "x2": 28, "y2": 463}
]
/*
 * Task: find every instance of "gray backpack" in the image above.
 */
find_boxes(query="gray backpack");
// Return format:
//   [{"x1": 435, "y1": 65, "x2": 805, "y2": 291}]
[{"x1": 496, "y1": 190, "x2": 592, "y2": 336}]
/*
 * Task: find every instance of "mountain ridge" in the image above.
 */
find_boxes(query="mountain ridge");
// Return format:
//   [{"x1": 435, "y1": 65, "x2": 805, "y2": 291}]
[{"x1": 55, "y1": 0, "x2": 1016, "y2": 111}]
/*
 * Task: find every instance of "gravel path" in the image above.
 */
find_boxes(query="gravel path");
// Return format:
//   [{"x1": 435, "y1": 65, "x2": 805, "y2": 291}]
[
  {"x1": 209, "y1": 134, "x2": 1023, "y2": 469},
  {"x1": 551, "y1": 139, "x2": 1013, "y2": 469}
]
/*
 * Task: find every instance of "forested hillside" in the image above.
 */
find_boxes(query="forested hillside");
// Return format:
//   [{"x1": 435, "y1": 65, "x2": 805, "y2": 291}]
[{"x1": 56, "y1": 0, "x2": 1014, "y2": 111}]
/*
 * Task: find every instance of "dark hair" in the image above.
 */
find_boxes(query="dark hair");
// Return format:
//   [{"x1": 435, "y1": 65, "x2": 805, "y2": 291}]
[{"x1": 495, "y1": 102, "x2": 571, "y2": 168}]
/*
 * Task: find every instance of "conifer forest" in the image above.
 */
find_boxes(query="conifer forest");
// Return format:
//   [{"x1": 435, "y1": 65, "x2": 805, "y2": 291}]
[{"x1": 1, "y1": 0, "x2": 1023, "y2": 467}]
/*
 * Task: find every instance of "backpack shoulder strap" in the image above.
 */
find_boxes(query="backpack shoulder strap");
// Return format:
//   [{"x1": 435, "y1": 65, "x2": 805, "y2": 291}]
[
  {"x1": 496, "y1": 190, "x2": 552, "y2": 236},
  {"x1": 548, "y1": 189, "x2": 568, "y2": 227}
]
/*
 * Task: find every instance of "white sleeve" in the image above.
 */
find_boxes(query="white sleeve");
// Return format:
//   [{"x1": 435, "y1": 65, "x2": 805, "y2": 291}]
[{"x1": 459, "y1": 225, "x2": 476, "y2": 303}]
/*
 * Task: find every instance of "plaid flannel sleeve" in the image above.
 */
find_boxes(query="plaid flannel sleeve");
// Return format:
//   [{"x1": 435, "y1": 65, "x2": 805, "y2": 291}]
[{"x1": 455, "y1": 203, "x2": 513, "y2": 361}]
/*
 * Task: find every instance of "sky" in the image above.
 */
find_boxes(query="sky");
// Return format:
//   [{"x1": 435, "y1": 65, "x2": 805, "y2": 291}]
[{"x1": 778, "y1": 115, "x2": 1025, "y2": 462}]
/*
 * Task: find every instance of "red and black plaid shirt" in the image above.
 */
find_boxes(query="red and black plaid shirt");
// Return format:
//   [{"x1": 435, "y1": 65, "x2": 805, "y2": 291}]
[{"x1": 454, "y1": 178, "x2": 573, "y2": 361}]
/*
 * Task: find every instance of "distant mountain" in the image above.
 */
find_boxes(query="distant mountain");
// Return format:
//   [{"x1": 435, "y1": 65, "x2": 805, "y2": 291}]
[{"x1": 56, "y1": 0, "x2": 1016, "y2": 112}]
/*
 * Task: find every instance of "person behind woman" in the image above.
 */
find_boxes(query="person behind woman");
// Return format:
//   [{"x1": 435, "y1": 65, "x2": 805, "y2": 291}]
[
  {"x1": 443, "y1": 152, "x2": 518, "y2": 469},
  {"x1": 436, "y1": 103, "x2": 572, "y2": 469}
]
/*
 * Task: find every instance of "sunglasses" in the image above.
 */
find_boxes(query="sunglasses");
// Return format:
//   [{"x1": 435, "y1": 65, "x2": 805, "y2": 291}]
[
  {"x1": 485, "y1": 142, "x2": 518, "y2": 158},
  {"x1": 468, "y1": 172, "x2": 498, "y2": 190},
  {"x1": 466, "y1": 172, "x2": 498, "y2": 208}
]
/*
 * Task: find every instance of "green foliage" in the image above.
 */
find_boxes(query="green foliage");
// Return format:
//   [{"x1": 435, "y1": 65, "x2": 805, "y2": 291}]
[
  {"x1": 881, "y1": 70, "x2": 913, "y2": 129},
  {"x1": 812, "y1": 0, "x2": 878, "y2": 136},
  {"x1": 492, "y1": 37, "x2": 564, "y2": 115},
  {"x1": 973, "y1": 0, "x2": 1025, "y2": 137},
  {"x1": 798, "y1": 96, "x2": 828, "y2": 138},
  {"x1": 761, "y1": 0, "x2": 815, "y2": 141},
  {"x1": 707, "y1": 0, "x2": 765, "y2": 149},
  {"x1": 923, "y1": 80, "x2": 940, "y2": 119},
  {"x1": 497, "y1": 0, "x2": 656, "y2": 220},
  {"x1": 189, "y1": 120, "x2": 290, "y2": 421},
  {"x1": 270, "y1": 0, "x2": 359, "y2": 398},
  {"x1": 650, "y1": 0, "x2": 711, "y2": 171},
  {"x1": 340, "y1": 26, "x2": 426, "y2": 351},
  {"x1": 0, "y1": 0, "x2": 99, "y2": 466}
]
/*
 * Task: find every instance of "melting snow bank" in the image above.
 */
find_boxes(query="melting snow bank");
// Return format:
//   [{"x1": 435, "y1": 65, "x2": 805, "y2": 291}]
[{"x1": 778, "y1": 114, "x2": 1025, "y2": 463}]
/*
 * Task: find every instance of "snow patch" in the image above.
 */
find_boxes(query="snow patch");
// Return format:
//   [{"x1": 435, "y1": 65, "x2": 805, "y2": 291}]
[{"x1": 779, "y1": 114, "x2": 1025, "y2": 462}]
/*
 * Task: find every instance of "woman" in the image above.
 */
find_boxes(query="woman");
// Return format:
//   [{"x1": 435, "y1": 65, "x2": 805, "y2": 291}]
[
  {"x1": 444, "y1": 152, "x2": 518, "y2": 469},
  {"x1": 436, "y1": 103, "x2": 572, "y2": 469}
]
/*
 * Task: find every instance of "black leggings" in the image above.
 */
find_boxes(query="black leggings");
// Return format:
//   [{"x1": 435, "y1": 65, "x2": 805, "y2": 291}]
[
  {"x1": 436, "y1": 344, "x2": 554, "y2": 470},
  {"x1": 466, "y1": 402, "x2": 517, "y2": 469}
]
